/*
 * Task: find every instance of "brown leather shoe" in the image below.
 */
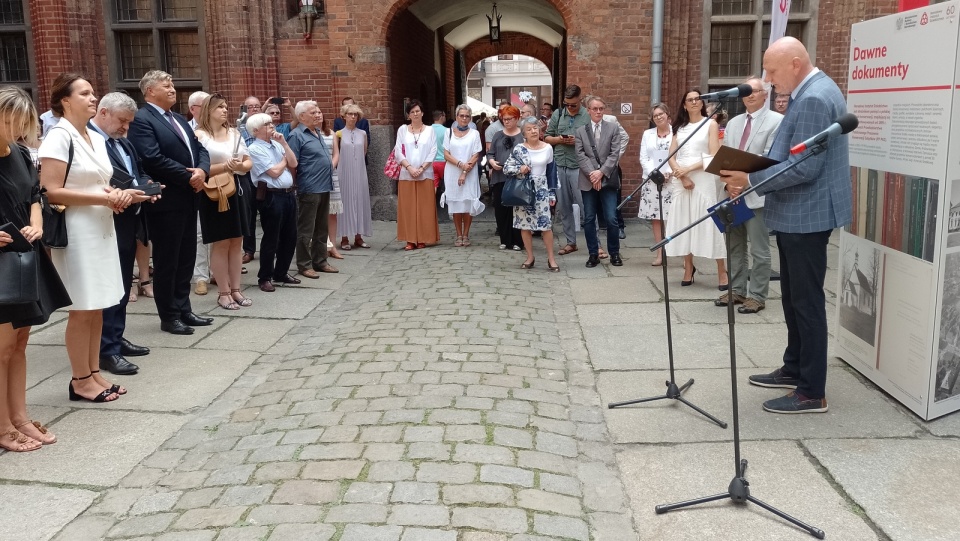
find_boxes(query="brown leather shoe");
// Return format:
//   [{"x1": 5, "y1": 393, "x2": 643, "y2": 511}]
[
  {"x1": 242, "y1": 252, "x2": 254, "y2": 264},
  {"x1": 318, "y1": 263, "x2": 339, "y2": 273},
  {"x1": 300, "y1": 269, "x2": 320, "y2": 279},
  {"x1": 258, "y1": 281, "x2": 275, "y2": 292}
]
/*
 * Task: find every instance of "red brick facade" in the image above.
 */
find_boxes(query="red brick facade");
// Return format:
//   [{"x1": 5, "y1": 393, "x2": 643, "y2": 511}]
[{"x1": 24, "y1": 0, "x2": 902, "y2": 215}]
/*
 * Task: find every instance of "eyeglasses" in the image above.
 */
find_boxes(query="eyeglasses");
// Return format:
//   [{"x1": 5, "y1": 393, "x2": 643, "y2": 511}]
[
  {"x1": 589, "y1": 107, "x2": 605, "y2": 112},
  {"x1": 564, "y1": 102, "x2": 579, "y2": 108},
  {"x1": 652, "y1": 113, "x2": 667, "y2": 120},
  {"x1": 685, "y1": 97, "x2": 701, "y2": 104},
  {"x1": 210, "y1": 92, "x2": 225, "y2": 100},
  {"x1": 268, "y1": 111, "x2": 281, "y2": 116}
]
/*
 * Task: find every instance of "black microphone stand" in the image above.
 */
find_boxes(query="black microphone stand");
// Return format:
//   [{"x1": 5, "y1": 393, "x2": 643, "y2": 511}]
[
  {"x1": 608, "y1": 103, "x2": 728, "y2": 430},
  {"x1": 651, "y1": 141, "x2": 829, "y2": 540}
]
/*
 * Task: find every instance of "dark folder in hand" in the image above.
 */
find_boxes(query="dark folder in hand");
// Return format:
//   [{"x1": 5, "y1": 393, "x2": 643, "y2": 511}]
[
  {"x1": 708, "y1": 198, "x2": 755, "y2": 233},
  {"x1": 704, "y1": 146, "x2": 780, "y2": 175}
]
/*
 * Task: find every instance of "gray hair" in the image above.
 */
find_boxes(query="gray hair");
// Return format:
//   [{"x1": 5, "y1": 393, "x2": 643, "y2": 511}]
[
  {"x1": 518, "y1": 117, "x2": 539, "y2": 131},
  {"x1": 650, "y1": 102, "x2": 670, "y2": 117},
  {"x1": 99, "y1": 92, "x2": 138, "y2": 115},
  {"x1": 138, "y1": 70, "x2": 172, "y2": 94},
  {"x1": 520, "y1": 104, "x2": 536, "y2": 116},
  {"x1": 295, "y1": 100, "x2": 317, "y2": 117},
  {"x1": 188, "y1": 91, "x2": 209, "y2": 107},
  {"x1": 585, "y1": 96, "x2": 605, "y2": 109},
  {"x1": 454, "y1": 104, "x2": 472, "y2": 118},
  {"x1": 245, "y1": 112, "x2": 273, "y2": 134}
]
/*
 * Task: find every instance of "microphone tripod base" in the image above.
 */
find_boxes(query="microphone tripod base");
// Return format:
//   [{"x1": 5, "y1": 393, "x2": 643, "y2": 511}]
[
  {"x1": 607, "y1": 378, "x2": 728, "y2": 429},
  {"x1": 655, "y1": 460, "x2": 826, "y2": 539}
]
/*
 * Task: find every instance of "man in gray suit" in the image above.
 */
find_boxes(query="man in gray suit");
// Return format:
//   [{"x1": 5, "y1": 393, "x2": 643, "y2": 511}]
[
  {"x1": 716, "y1": 77, "x2": 783, "y2": 314},
  {"x1": 722, "y1": 37, "x2": 851, "y2": 414},
  {"x1": 575, "y1": 96, "x2": 623, "y2": 267}
]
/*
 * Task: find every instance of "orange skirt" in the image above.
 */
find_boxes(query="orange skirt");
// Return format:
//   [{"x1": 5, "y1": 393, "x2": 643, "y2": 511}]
[{"x1": 397, "y1": 180, "x2": 440, "y2": 244}]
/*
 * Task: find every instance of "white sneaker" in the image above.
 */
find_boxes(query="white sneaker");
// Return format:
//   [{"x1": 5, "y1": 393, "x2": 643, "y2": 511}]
[{"x1": 499, "y1": 244, "x2": 507, "y2": 250}]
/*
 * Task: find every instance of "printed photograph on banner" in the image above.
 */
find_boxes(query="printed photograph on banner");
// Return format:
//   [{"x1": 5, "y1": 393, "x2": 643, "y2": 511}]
[
  {"x1": 945, "y1": 178, "x2": 960, "y2": 251},
  {"x1": 838, "y1": 239, "x2": 882, "y2": 347},
  {"x1": 935, "y1": 251, "x2": 960, "y2": 402},
  {"x1": 847, "y1": 166, "x2": 939, "y2": 262}
]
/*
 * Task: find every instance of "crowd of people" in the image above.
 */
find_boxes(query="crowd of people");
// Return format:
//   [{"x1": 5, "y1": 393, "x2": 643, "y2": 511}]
[{"x1": 0, "y1": 37, "x2": 851, "y2": 452}]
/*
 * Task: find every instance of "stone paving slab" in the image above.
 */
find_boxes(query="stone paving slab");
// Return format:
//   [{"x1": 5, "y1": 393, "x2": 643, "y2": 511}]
[
  {"x1": 192, "y1": 318, "x2": 296, "y2": 353},
  {"x1": 28, "y1": 313, "x2": 227, "y2": 349},
  {"x1": 584, "y1": 324, "x2": 743, "y2": 370},
  {"x1": 806, "y1": 438, "x2": 960, "y2": 541},
  {"x1": 0, "y1": 484, "x2": 98, "y2": 541},
  {"x1": 577, "y1": 302, "x2": 680, "y2": 326},
  {"x1": 618, "y1": 440, "x2": 879, "y2": 541},
  {"x1": 28, "y1": 348, "x2": 260, "y2": 413},
  {"x1": 0, "y1": 410, "x2": 184, "y2": 486},
  {"x1": 569, "y1": 277, "x2": 663, "y2": 304},
  {"x1": 23, "y1": 344, "x2": 71, "y2": 387},
  {"x1": 597, "y1": 368, "x2": 923, "y2": 443}
]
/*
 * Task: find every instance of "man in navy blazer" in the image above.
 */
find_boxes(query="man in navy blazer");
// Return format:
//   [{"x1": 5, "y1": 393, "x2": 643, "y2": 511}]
[
  {"x1": 721, "y1": 37, "x2": 851, "y2": 414},
  {"x1": 90, "y1": 92, "x2": 155, "y2": 374},
  {"x1": 127, "y1": 70, "x2": 212, "y2": 335}
]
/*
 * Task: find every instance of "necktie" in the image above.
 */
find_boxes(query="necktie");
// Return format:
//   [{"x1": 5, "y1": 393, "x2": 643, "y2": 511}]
[
  {"x1": 595, "y1": 123, "x2": 601, "y2": 143},
  {"x1": 738, "y1": 114, "x2": 752, "y2": 151},
  {"x1": 164, "y1": 111, "x2": 188, "y2": 147}
]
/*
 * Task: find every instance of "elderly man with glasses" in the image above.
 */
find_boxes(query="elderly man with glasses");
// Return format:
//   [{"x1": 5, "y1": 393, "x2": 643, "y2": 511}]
[{"x1": 545, "y1": 84, "x2": 591, "y2": 256}]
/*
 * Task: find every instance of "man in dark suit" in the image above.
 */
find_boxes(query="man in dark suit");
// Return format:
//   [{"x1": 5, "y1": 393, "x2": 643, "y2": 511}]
[
  {"x1": 574, "y1": 96, "x2": 623, "y2": 268},
  {"x1": 721, "y1": 37, "x2": 851, "y2": 414},
  {"x1": 90, "y1": 92, "x2": 156, "y2": 374},
  {"x1": 127, "y1": 70, "x2": 212, "y2": 335}
]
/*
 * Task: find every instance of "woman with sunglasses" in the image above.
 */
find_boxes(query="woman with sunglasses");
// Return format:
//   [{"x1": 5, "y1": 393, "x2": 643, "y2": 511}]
[
  {"x1": 664, "y1": 89, "x2": 728, "y2": 290},
  {"x1": 486, "y1": 105, "x2": 523, "y2": 250},
  {"x1": 442, "y1": 104, "x2": 485, "y2": 246}
]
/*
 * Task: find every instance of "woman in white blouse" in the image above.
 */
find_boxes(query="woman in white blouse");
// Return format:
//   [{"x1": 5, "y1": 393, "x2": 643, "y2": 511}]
[
  {"x1": 442, "y1": 104, "x2": 485, "y2": 246},
  {"x1": 394, "y1": 99, "x2": 439, "y2": 250},
  {"x1": 638, "y1": 102, "x2": 674, "y2": 266}
]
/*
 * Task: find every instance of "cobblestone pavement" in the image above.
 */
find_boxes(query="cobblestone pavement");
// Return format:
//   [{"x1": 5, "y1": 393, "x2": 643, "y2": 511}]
[{"x1": 55, "y1": 222, "x2": 639, "y2": 541}]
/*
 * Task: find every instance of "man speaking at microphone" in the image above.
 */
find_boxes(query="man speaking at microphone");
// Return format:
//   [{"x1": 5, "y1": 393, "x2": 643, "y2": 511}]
[{"x1": 720, "y1": 37, "x2": 851, "y2": 415}]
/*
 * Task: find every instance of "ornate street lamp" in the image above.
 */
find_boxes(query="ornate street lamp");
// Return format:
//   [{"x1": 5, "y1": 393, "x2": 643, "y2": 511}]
[{"x1": 487, "y1": 3, "x2": 502, "y2": 43}]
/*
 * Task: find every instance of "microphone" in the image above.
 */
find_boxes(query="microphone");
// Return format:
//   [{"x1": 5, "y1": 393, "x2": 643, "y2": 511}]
[
  {"x1": 789, "y1": 113, "x2": 858, "y2": 155},
  {"x1": 698, "y1": 84, "x2": 754, "y2": 101}
]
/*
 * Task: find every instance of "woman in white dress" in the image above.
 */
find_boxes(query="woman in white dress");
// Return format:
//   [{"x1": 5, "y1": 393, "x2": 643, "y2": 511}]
[
  {"x1": 39, "y1": 73, "x2": 148, "y2": 402},
  {"x1": 638, "y1": 102, "x2": 674, "y2": 266},
  {"x1": 394, "y1": 99, "x2": 439, "y2": 250},
  {"x1": 664, "y1": 89, "x2": 728, "y2": 289},
  {"x1": 318, "y1": 112, "x2": 343, "y2": 259},
  {"x1": 442, "y1": 104, "x2": 485, "y2": 246},
  {"x1": 194, "y1": 94, "x2": 254, "y2": 310}
]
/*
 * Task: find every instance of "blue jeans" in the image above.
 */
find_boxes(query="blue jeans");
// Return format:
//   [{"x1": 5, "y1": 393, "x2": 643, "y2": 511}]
[{"x1": 582, "y1": 186, "x2": 620, "y2": 256}]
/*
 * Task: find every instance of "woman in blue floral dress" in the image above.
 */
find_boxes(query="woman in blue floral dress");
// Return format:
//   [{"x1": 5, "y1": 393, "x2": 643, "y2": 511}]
[{"x1": 503, "y1": 118, "x2": 559, "y2": 271}]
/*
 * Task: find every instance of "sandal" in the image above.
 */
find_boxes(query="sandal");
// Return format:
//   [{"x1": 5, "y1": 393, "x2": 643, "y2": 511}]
[
  {"x1": 129, "y1": 283, "x2": 138, "y2": 303},
  {"x1": 231, "y1": 289, "x2": 253, "y2": 307},
  {"x1": 548, "y1": 263, "x2": 560, "y2": 272},
  {"x1": 1, "y1": 430, "x2": 41, "y2": 452},
  {"x1": 353, "y1": 239, "x2": 371, "y2": 249},
  {"x1": 454, "y1": 236, "x2": 464, "y2": 247},
  {"x1": 461, "y1": 237, "x2": 471, "y2": 247},
  {"x1": 340, "y1": 242, "x2": 352, "y2": 251},
  {"x1": 416, "y1": 243, "x2": 426, "y2": 249},
  {"x1": 558, "y1": 244, "x2": 578, "y2": 255},
  {"x1": 217, "y1": 292, "x2": 240, "y2": 310},
  {"x1": 91, "y1": 370, "x2": 126, "y2": 396},
  {"x1": 404, "y1": 242, "x2": 416, "y2": 251},
  {"x1": 521, "y1": 259, "x2": 535, "y2": 269},
  {"x1": 15, "y1": 420, "x2": 56, "y2": 445},
  {"x1": 68, "y1": 374, "x2": 118, "y2": 402},
  {"x1": 138, "y1": 280, "x2": 154, "y2": 298}
]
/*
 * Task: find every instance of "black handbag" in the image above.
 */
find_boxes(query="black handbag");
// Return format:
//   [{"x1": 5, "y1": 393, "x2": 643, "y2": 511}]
[
  {"x1": 501, "y1": 175, "x2": 535, "y2": 207},
  {"x1": 0, "y1": 249, "x2": 39, "y2": 305},
  {"x1": 40, "y1": 132, "x2": 73, "y2": 249}
]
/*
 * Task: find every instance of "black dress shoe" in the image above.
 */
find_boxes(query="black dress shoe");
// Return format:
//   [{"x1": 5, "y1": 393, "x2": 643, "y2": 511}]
[
  {"x1": 585, "y1": 255, "x2": 600, "y2": 268},
  {"x1": 275, "y1": 274, "x2": 302, "y2": 285},
  {"x1": 99, "y1": 354, "x2": 139, "y2": 375},
  {"x1": 610, "y1": 254, "x2": 623, "y2": 266},
  {"x1": 181, "y1": 312, "x2": 213, "y2": 327},
  {"x1": 120, "y1": 338, "x2": 150, "y2": 357},
  {"x1": 161, "y1": 319, "x2": 195, "y2": 335}
]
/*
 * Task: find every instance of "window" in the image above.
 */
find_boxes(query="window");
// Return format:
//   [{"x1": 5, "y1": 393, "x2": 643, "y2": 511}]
[
  {"x1": 0, "y1": 0, "x2": 35, "y2": 99},
  {"x1": 105, "y1": 0, "x2": 205, "y2": 114},
  {"x1": 704, "y1": 0, "x2": 814, "y2": 117}
]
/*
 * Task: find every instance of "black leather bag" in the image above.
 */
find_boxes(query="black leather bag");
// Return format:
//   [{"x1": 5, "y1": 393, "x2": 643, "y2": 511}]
[
  {"x1": 0, "y1": 249, "x2": 39, "y2": 305},
  {"x1": 40, "y1": 132, "x2": 73, "y2": 249},
  {"x1": 501, "y1": 175, "x2": 535, "y2": 207}
]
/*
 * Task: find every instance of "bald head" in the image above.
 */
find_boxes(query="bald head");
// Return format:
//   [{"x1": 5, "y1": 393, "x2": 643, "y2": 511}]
[{"x1": 763, "y1": 37, "x2": 813, "y2": 95}]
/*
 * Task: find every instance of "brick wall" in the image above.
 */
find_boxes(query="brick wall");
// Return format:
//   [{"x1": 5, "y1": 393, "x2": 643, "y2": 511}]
[
  {"x1": 30, "y1": 0, "x2": 108, "y2": 104},
  {"x1": 386, "y1": 10, "x2": 439, "y2": 125},
  {"x1": 817, "y1": 0, "x2": 900, "y2": 95}
]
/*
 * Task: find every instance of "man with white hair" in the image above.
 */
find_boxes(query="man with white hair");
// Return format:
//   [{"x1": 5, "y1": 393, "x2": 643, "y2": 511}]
[
  {"x1": 90, "y1": 92, "x2": 156, "y2": 374},
  {"x1": 187, "y1": 91, "x2": 209, "y2": 129},
  {"x1": 247, "y1": 113, "x2": 301, "y2": 291},
  {"x1": 287, "y1": 100, "x2": 338, "y2": 279},
  {"x1": 185, "y1": 91, "x2": 211, "y2": 295},
  {"x1": 127, "y1": 70, "x2": 212, "y2": 336}
]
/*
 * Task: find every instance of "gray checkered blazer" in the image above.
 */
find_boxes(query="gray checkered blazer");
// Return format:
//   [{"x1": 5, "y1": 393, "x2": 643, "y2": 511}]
[{"x1": 752, "y1": 71, "x2": 852, "y2": 233}]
